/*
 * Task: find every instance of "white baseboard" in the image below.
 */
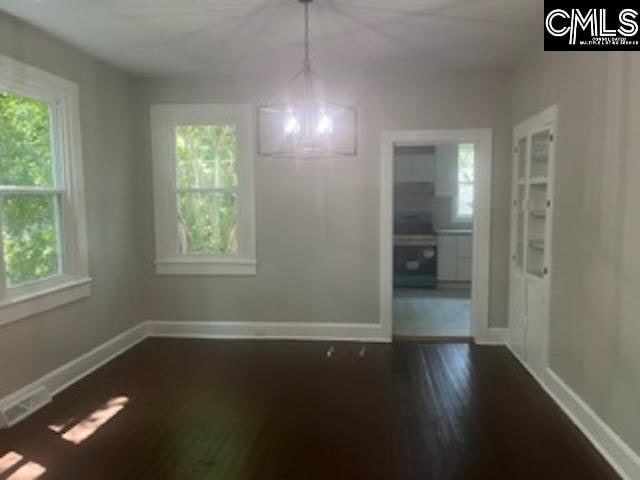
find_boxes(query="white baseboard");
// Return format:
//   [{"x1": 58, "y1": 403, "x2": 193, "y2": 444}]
[
  {"x1": 545, "y1": 368, "x2": 640, "y2": 480},
  {"x1": 474, "y1": 327, "x2": 507, "y2": 345},
  {"x1": 146, "y1": 320, "x2": 391, "y2": 343},
  {"x1": 0, "y1": 322, "x2": 146, "y2": 415},
  {"x1": 505, "y1": 343, "x2": 639, "y2": 480}
]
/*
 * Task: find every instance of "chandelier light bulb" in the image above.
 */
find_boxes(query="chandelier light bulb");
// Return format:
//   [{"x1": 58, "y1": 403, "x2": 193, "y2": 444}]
[
  {"x1": 316, "y1": 114, "x2": 333, "y2": 135},
  {"x1": 284, "y1": 115, "x2": 301, "y2": 136}
]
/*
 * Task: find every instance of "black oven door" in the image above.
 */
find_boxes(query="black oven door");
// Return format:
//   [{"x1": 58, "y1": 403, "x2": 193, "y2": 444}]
[{"x1": 394, "y1": 244, "x2": 437, "y2": 288}]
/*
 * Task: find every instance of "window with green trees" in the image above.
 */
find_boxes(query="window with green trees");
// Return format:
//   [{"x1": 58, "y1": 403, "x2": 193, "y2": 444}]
[
  {"x1": 0, "y1": 91, "x2": 62, "y2": 287},
  {"x1": 151, "y1": 103, "x2": 256, "y2": 275},
  {"x1": 175, "y1": 125, "x2": 238, "y2": 254}
]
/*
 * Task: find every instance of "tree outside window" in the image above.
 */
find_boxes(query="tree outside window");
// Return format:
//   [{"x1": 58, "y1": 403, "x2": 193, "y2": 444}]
[
  {"x1": 456, "y1": 143, "x2": 475, "y2": 221},
  {"x1": 0, "y1": 91, "x2": 62, "y2": 287}
]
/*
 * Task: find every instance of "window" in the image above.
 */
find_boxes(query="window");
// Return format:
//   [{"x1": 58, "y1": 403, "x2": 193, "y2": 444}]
[
  {"x1": 0, "y1": 55, "x2": 90, "y2": 325},
  {"x1": 151, "y1": 104, "x2": 256, "y2": 275},
  {"x1": 454, "y1": 143, "x2": 475, "y2": 221}
]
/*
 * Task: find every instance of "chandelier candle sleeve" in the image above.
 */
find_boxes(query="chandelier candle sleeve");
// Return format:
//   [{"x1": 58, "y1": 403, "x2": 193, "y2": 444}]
[{"x1": 257, "y1": 0, "x2": 357, "y2": 158}]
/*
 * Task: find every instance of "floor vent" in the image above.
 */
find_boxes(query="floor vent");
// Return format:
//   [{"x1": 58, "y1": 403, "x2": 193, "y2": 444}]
[{"x1": 0, "y1": 386, "x2": 52, "y2": 428}]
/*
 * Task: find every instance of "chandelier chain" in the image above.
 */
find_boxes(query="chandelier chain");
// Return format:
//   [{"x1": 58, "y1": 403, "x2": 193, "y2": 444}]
[{"x1": 304, "y1": 1, "x2": 310, "y2": 70}]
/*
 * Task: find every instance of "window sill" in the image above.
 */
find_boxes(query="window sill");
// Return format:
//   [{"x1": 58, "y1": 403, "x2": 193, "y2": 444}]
[
  {"x1": 155, "y1": 258, "x2": 257, "y2": 276},
  {"x1": 0, "y1": 277, "x2": 92, "y2": 327}
]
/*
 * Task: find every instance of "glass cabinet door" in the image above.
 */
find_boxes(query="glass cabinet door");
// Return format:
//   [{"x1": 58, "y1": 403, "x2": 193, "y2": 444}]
[
  {"x1": 526, "y1": 128, "x2": 551, "y2": 278},
  {"x1": 529, "y1": 129, "x2": 551, "y2": 180},
  {"x1": 515, "y1": 137, "x2": 527, "y2": 270}
]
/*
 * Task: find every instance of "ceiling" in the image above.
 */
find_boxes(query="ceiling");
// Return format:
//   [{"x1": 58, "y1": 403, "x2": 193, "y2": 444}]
[{"x1": 0, "y1": 0, "x2": 543, "y2": 76}]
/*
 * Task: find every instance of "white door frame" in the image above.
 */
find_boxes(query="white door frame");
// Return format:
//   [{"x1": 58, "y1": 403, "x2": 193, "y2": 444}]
[{"x1": 379, "y1": 129, "x2": 500, "y2": 343}]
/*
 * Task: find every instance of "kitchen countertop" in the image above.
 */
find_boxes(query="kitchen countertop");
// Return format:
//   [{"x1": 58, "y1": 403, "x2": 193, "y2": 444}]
[{"x1": 436, "y1": 228, "x2": 473, "y2": 235}]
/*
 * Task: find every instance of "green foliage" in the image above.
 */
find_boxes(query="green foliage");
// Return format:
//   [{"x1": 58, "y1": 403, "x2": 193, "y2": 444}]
[
  {"x1": 1, "y1": 195, "x2": 59, "y2": 286},
  {"x1": 458, "y1": 143, "x2": 475, "y2": 182},
  {"x1": 0, "y1": 92, "x2": 60, "y2": 286},
  {"x1": 0, "y1": 92, "x2": 54, "y2": 186},
  {"x1": 175, "y1": 125, "x2": 238, "y2": 254}
]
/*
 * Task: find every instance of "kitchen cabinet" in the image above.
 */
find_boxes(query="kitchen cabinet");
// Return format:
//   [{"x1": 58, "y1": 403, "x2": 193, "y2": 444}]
[
  {"x1": 437, "y1": 243, "x2": 457, "y2": 281},
  {"x1": 437, "y1": 233, "x2": 472, "y2": 282},
  {"x1": 456, "y1": 257, "x2": 472, "y2": 280},
  {"x1": 435, "y1": 144, "x2": 457, "y2": 197},
  {"x1": 393, "y1": 152, "x2": 435, "y2": 183}
]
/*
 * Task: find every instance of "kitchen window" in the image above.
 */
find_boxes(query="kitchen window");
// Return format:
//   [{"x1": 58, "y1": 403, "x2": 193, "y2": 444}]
[
  {"x1": 454, "y1": 143, "x2": 475, "y2": 222},
  {"x1": 0, "y1": 55, "x2": 90, "y2": 326},
  {"x1": 151, "y1": 104, "x2": 256, "y2": 275}
]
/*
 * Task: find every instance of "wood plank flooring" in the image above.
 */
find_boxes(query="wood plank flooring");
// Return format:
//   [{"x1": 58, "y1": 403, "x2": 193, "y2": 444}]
[{"x1": 0, "y1": 339, "x2": 619, "y2": 479}]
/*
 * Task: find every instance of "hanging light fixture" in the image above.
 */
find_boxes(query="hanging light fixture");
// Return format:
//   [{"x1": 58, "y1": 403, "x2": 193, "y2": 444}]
[{"x1": 257, "y1": 0, "x2": 357, "y2": 158}]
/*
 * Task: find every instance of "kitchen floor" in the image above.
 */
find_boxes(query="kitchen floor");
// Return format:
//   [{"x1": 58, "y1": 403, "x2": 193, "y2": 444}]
[{"x1": 393, "y1": 288, "x2": 470, "y2": 337}]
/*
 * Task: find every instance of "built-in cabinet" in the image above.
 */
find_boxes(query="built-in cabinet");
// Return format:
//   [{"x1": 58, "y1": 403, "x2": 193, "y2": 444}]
[
  {"x1": 437, "y1": 233, "x2": 472, "y2": 282},
  {"x1": 508, "y1": 106, "x2": 557, "y2": 378}
]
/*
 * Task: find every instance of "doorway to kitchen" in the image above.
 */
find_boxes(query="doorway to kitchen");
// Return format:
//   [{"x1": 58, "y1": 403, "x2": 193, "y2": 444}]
[{"x1": 379, "y1": 130, "x2": 494, "y2": 342}]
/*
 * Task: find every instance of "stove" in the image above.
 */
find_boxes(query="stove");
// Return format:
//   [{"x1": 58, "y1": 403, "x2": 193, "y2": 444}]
[{"x1": 393, "y1": 214, "x2": 438, "y2": 288}]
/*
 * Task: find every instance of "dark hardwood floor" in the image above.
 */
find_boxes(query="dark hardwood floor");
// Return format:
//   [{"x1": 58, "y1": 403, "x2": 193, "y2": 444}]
[{"x1": 0, "y1": 339, "x2": 618, "y2": 479}]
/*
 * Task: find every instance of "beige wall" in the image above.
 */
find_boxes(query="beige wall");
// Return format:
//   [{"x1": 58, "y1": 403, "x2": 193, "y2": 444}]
[
  {"x1": 137, "y1": 64, "x2": 512, "y2": 328},
  {"x1": 512, "y1": 51, "x2": 640, "y2": 453},
  {"x1": 0, "y1": 13, "x2": 142, "y2": 398}
]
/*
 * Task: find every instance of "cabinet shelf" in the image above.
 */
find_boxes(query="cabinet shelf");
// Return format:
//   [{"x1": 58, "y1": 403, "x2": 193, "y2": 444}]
[
  {"x1": 530, "y1": 210, "x2": 546, "y2": 219},
  {"x1": 531, "y1": 154, "x2": 549, "y2": 163},
  {"x1": 528, "y1": 240, "x2": 545, "y2": 251},
  {"x1": 529, "y1": 177, "x2": 548, "y2": 185},
  {"x1": 528, "y1": 269, "x2": 545, "y2": 278}
]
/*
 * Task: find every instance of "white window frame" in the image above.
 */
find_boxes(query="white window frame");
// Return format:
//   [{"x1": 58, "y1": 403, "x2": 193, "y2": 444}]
[
  {"x1": 452, "y1": 143, "x2": 475, "y2": 223},
  {"x1": 151, "y1": 104, "x2": 257, "y2": 275},
  {"x1": 0, "y1": 55, "x2": 90, "y2": 326}
]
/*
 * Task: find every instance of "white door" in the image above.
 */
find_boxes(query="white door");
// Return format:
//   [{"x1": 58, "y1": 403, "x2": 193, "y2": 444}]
[
  {"x1": 525, "y1": 280, "x2": 548, "y2": 375},
  {"x1": 509, "y1": 135, "x2": 528, "y2": 361}
]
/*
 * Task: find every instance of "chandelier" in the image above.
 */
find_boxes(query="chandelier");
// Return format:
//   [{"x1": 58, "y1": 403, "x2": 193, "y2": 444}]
[{"x1": 257, "y1": 0, "x2": 357, "y2": 158}]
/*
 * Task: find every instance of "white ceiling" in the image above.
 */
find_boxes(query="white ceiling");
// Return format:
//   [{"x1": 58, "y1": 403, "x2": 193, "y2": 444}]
[{"x1": 0, "y1": 0, "x2": 543, "y2": 76}]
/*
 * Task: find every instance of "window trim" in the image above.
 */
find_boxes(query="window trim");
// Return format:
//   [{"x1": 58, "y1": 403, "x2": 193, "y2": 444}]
[
  {"x1": 452, "y1": 144, "x2": 475, "y2": 223},
  {"x1": 150, "y1": 104, "x2": 257, "y2": 275},
  {"x1": 0, "y1": 54, "x2": 90, "y2": 326}
]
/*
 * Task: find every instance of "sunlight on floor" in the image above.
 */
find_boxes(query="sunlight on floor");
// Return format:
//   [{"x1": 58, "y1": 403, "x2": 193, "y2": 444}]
[
  {"x1": 51, "y1": 396, "x2": 129, "y2": 445},
  {"x1": 0, "y1": 452, "x2": 23, "y2": 475},
  {"x1": 0, "y1": 452, "x2": 46, "y2": 480},
  {"x1": 48, "y1": 415, "x2": 78, "y2": 435},
  {"x1": 6, "y1": 461, "x2": 46, "y2": 480}
]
